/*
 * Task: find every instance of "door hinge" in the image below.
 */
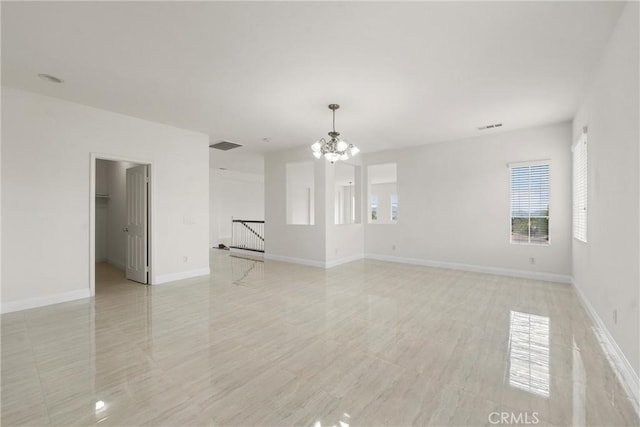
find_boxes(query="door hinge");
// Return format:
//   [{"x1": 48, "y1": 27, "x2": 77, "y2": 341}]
[
  {"x1": 145, "y1": 266, "x2": 149, "y2": 273},
  {"x1": 145, "y1": 177, "x2": 149, "y2": 184}
]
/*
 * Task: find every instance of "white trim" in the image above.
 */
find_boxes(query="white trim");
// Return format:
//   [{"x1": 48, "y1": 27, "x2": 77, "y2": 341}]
[
  {"x1": 572, "y1": 279, "x2": 640, "y2": 414},
  {"x1": 325, "y1": 253, "x2": 364, "y2": 268},
  {"x1": 264, "y1": 252, "x2": 364, "y2": 269},
  {"x1": 507, "y1": 159, "x2": 552, "y2": 168},
  {"x1": 154, "y1": 268, "x2": 210, "y2": 285},
  {"x1": 263, "y1": 253, "x2": 325, "y2": 268},
  {"x1": 572, "y1": 133, "x2": 588, "y2": 243},
  {"x1": 2, "y1": 289, "x2": 91, "y2": 314},
  {"x1": 363, "y1": 253, "x2": 572, "y2": 284}
]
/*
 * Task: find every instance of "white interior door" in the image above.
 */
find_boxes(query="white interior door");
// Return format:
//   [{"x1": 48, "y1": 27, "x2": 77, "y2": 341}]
[{"x1": 126, "y1": 164, "x2": 148, "y2": 283}]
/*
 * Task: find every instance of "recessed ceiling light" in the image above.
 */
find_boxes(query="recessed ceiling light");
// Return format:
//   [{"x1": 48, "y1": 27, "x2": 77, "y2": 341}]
[{"x1": 37, "y1": 73, "x2": 63, "y2": 83}]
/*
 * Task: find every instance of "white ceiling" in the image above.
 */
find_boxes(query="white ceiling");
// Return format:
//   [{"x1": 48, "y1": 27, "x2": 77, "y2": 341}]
[{"x1": 1, "y1": 1, "x2": 624, "y2": 171}]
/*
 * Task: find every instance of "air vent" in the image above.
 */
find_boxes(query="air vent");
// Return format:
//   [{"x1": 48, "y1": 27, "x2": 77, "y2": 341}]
[
  {"x1": 209, "y1": 140, "x2": 243, "y2": 151},
  {"x1": 478, "y1": 123, "x2": 503, "y2": 131}
]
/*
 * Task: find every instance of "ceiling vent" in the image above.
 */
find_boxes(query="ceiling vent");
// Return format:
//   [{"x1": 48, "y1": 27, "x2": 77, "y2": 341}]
[
  {"x1": 478, "y1": 123, "x2": 503, "y2": 131},
  {"x1": 209, "y1": 140, "x2": 243, "y2": 151}
]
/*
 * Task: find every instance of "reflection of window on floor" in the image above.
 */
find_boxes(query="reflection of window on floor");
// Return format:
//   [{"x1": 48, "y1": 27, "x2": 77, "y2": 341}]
[
  {"x1": 508, "y1": 310, "x2": 550, "y2": 397},
  {"x1": 391, "y1": 194, "x2": 398, "y2": 221},
  {"x1": 370, "y1": 195, "x2": 378, "y2": 221}
]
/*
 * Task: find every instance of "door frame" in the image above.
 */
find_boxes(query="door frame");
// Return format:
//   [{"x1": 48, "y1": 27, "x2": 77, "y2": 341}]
[{"x1": 89, "y1": 153, "x2": 155, "y2": 296}]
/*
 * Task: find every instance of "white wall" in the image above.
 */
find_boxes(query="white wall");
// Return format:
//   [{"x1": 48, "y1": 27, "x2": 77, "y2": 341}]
[
  {"x1": 265, "y1": 147, "x2": 327, "y2": 265},
  {"x1": 326, "y1": 162, "x2": 364, "y2": 266},
  {"x1": 2, "y1": 87, "x2": 210, "y2": 311},
  {"x1": 95, "y1": 160, "x2": 109, "y2": 262},
  {"x1": 286, "y1": 161, "x2": 315, "y2": 225},
  {"x1": 96, "y1": 159, "x2": 108, "y2": 195},
  {"x1": 363, "y1": 121, "x2": 573, "y2": 281},
  {"x1": 572, "y1": 1, "x2": 639, "y2": 381},
  {"x1": 209, "y1": 169, "x2": 264, "y2": 247},
  {"x1": 265, "y1": 146, "x2": 365, "y2": 267}
]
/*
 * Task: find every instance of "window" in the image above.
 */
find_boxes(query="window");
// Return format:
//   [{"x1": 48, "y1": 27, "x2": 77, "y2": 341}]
[
  {"x1": 391, "y1": 194, "x2": 398, "y2": 221},
  {"x1": 510, "y1": 162, "x2": 549, "y2": 244},
  {"x1": 573, "y1": 133, "x2": 587, "y2": 242},
  {"x1": 370, "y1": 195, "x2": 378, "y2": 221}
]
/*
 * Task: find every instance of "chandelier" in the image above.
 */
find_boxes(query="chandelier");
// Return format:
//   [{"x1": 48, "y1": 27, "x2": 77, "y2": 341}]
[{"x1": 311, "y1": 104, "x2": 360, "y2": 163}]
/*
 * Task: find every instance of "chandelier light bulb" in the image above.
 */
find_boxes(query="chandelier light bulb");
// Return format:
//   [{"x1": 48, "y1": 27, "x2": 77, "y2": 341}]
[
  {"x1": 336, "y1": 140, "x2": 348, "y2": 152},
  {"x1": 313, "y1": 151, "x2": 322, "y2": 159},
  {"x1": 325, "y1": 152, "x2": 340, "y2": 163}
]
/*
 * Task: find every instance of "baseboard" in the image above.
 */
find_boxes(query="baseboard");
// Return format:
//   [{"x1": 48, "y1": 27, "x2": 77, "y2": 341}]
[
  {"x1": 364, "y1": 253, "x2": 572, "y2": 284},
  {"x1": 154, "y1": 267, "x2": 210, "y2": 285},
  {"x1": 264, "y1": 252, "x2": 364, "y2": 269},
  {"x1": 325, "y1": 253, "x2": 364, "y2": 268},
  {"x1": 1, "y1": 288, "x2": 91, "y2": 314},
  {"x1": 572, "y1": 279, "x2": 640, "y2": 414},
  {"x1": 263, "y1": 253, "x2": 325, "y2": 268}
]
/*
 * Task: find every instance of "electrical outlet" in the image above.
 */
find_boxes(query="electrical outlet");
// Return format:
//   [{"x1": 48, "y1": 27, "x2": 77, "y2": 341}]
[
  {"x1": 613, "y1": 309, "x2": 617, "y2": 325},
  {"x1": 529, "y1": 257, "x2": 536, "y2": 265},
  {"x1": 392, "y1": 244, "x2": 396, "y2": 251},
  {"x1": 335, "y1": 248, "x2": 338, "y2": 255},
  {"x1": 183, "y1": 256, "x2": 188, "y2": 263}
]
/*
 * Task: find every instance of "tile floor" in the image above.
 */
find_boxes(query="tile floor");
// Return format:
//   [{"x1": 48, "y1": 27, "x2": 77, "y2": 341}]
[{"x1": 1, "y1": 250, "x2": 638, "y2": 426}]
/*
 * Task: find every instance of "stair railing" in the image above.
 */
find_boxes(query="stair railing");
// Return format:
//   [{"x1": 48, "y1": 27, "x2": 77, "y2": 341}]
[{"x1": 230, "y1": 220, "x2": 265, "y2": 253}]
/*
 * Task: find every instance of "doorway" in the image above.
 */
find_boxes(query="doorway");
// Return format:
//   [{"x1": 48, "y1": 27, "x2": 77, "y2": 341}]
[{"x1": 90, "y1": 154, "x2": 153, "y2": 296}]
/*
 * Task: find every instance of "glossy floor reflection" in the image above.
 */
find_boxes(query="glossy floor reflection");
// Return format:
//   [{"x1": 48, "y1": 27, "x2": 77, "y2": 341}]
[{"x1": 2, "y1": 250, "x2": 638, "y2": 426}]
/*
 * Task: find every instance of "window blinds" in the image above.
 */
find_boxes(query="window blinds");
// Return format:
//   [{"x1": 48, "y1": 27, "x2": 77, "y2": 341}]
[
  {"x1": 510, "y1": 163, "x2": 550, "y2": 244},
  {"x1": 573, "y1": 134, "x2": 587, "y2": 242}
]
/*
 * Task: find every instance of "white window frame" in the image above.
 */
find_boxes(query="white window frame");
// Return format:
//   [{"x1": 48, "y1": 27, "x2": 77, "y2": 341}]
[
  {"x1": 572, "y1": 131, "x2": 588, "y2": 243},
  {"x1": 509, "y1": 160, "x2": 551, "y2": 246}
]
